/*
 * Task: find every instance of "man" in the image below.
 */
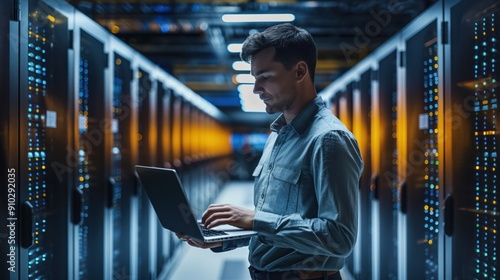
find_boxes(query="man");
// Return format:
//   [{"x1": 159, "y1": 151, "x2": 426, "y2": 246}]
[{"x1": 179, "y1": 23, "x2": 363, "y2": 280}]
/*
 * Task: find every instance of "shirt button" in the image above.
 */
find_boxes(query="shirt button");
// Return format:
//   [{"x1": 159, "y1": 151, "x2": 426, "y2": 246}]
[{"x1": 261, "y1": 193, "x2": 265, "y2": 199}]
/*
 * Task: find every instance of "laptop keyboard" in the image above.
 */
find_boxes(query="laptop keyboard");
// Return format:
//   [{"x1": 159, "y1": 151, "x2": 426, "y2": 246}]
[{"x1": 199, "y1": 225, "x2": 228, "y2": 237}]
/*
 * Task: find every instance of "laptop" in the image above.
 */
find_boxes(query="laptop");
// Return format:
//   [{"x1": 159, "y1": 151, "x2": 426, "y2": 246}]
[{"x1": 135, "y1": 165, "x2": 257, "y2": 243}]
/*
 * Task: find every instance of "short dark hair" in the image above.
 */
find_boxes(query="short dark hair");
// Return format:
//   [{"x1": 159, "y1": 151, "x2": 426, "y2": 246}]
[{"x1": 240, "y1": 23, "x2": 317, "y2": 83}]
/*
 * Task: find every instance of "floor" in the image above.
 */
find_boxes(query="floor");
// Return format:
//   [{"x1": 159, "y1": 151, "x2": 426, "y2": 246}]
[{"x1": 167, "y1": 181, "x2": 354, "y2": 280}]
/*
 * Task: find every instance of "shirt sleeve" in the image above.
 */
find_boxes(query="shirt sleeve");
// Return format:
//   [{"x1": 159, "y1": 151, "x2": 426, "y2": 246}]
[
  {"x1": 210, "y1": 237, "x2": 250, "y2": 253},
  {"x1": 253, "y1": 130, "x2": 363, "y2": 257}
]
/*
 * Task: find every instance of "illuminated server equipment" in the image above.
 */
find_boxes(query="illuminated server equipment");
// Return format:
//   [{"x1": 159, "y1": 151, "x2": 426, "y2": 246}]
[
  {"x1": 17, "y1": 1, "x2": 73, "y2": 279},
  {"x1": 472, "y1": 13, "x2": 497, "y2": 280},
  {"x1": 449, "y1": 0, "x2": 498, "y2": 279},
  {"x1": 319, "y1": 0, "x2": 497, "y2": 280},
  {"x1": 1, "y1": 0, "x2": 232, "y2": 279}
]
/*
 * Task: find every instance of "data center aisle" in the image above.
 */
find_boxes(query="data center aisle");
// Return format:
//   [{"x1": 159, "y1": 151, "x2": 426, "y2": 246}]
[{"x1": 167, "y1": 181, "x2": 354, "y2": 280}]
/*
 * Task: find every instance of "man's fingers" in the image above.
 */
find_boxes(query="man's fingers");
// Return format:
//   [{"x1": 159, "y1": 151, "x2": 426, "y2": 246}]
[
  {"x1": 204, "y1": 212, "x2": 232, "y2": 228},
  {"x1": 202, "y1": 204, "x2": 230, "y2": 223},
  {"x1": 200, "y1": 204, "x2": 254, "y2": 229},
  {"x1": 186, "y1": 238, "x2": 201, "y2": 247}
]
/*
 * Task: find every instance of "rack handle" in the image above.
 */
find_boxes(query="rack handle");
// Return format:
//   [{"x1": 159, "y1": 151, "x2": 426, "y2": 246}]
[
  {"x1": 20, "y1": 201, "x2": 33, "y2": 249},
  {"x1": 71, "y1": 188, "x2": 84, "y2": 225},
  {"x1": 444, "y1": 194, "x2": 454, "y2": 236},
  {"x1": 107, "y1": 177, "x2": 115, "y2": 208}
]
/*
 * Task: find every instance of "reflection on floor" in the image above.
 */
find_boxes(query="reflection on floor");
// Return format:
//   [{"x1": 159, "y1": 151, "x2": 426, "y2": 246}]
[{"x1": 167, "y1": 181, "x2": 354, "y2": 280}]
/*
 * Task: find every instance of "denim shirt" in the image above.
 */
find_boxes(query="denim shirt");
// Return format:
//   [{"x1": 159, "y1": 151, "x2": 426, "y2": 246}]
[{"x1": 214, "y1": 96, "x2": 363, "y2": 272}]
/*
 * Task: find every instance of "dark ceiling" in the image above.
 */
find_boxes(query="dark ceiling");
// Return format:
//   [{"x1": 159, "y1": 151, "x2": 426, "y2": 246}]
[{"x1": 69, "y1": 0, "x2": 437, "y2": 128}]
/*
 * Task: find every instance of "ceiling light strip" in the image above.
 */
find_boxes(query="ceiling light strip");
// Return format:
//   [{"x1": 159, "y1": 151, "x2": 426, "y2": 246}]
[{"x1": 222, "y1": 14, "x2": 295, "y2": 23}]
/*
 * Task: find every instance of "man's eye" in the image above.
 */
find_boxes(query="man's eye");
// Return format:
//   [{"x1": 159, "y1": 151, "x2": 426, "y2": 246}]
[{"x1": 256, "y1": 75, "x2": 268, "y2": 82}]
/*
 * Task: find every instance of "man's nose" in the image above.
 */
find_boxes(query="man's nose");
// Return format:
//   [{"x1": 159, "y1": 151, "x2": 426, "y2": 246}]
[{"x1": 253, "y1": 83, "x2": 263, "y2": 95}]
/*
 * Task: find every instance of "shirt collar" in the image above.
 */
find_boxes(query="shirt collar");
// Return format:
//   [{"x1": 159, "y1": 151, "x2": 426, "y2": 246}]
[{"x1": 270, "y1": 96, "x2": 325, "y2": 134}]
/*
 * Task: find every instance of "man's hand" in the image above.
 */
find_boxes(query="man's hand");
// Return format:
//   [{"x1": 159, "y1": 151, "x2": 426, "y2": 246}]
[
  {"x1": 202, "y1": 204, "x2": 255, "y2": 230},
  {"x1": 175, "y1": 233, "x2": 222, "y2": 249}
]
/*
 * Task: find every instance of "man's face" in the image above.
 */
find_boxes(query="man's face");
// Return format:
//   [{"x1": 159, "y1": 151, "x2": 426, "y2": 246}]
[{"x1": 250, "y1": 47, "x2": 299, "y2": 115}]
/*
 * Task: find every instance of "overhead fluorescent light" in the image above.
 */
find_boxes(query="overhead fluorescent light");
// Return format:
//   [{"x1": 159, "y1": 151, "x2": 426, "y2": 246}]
[
  {"x1": 227, "y1": 43, "x2": 243, "y2": 53},
  {"x1": 232, "y1": 61, "x2": 251, "y2": 71},
  {"x1": 222, "y1": 14, "x2": 295, "y2": 23},
  {"x1": 238, "y1": 84, "x2": 266, "y2": 112},
  {"x1": 237, "y1": 84, "x2": 254, "y2": 93},
  {"x1": 235, "y1": 74, "x2": 255, "y2": 84}
]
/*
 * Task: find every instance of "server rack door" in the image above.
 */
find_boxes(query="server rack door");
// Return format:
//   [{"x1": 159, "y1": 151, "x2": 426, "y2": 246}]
[
  {"x1": 402, "y1": 18, "x2": 442, "y2": 280},
  {"x1": 339, "y1": 84, "x2": 354, "y2": 132},
  {"x1": 181, "y1": 102, "x2": 193, "y2": 208},
  {"x1": 76, "y1": 30, "x2": 109, "y2": 280},
  {"x1": 167, "y1": 93, "x2": 184, "y2": 256},
  {"x1": 372, "y1": 51, "x2": 399, "y2": 280},
  {"x1": 447, "y1": 0, "x2": 498, "y2": 279},
  {"x1": 18, "y1": 1, "x2": 71, "y2": 279},
  {"x1": 191, "y1": 109, "x2": 203, "y2": 218},
  {"x1": 111, "y1": 53, "x2": 134, "y2": 280},
  {"x1": 352, "y1": 71, "x2": 372, "y2": 280},
  {"x1": 199, "y1": 113, "x2": 212, "y2": 208},
  {"x1": 155, "y1": 85, "x2": 180, "y2": 279},
  {"x1": 172, "y1": 94, "x2": 183, "y2": 170},
  {"x1": 1, "y1": 1, "x2": 19, "y2": 279},
  {"x1": 154, "y1": 82, "x2": 165, "y2": 277},
  {"x1": 136, "y1": 69, "x2": 157, "y2": 279},
  {"x1": 158, "y1": 86, "x2": 173, "y2": 169}
]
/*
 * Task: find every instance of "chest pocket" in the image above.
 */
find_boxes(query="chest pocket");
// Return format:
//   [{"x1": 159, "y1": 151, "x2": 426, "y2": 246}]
[{"x1": 268, "y1": 165, "x2": 301, "y2": 214}]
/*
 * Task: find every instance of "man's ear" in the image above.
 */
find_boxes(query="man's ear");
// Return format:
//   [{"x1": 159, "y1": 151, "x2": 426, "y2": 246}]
[{"x1": 295, "y1": 61, "x2": 308, "y2": 82}]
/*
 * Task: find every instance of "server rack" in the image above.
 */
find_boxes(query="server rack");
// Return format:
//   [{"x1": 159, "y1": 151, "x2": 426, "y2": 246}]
[
  {"x1": 74, "y1": 26, "x2": 111, "y2": 280},
  {"x1": 154, "y1": 81, "x2": 182, "y2": 279},
  {"x1": 320, "y1": 3, "x2": 445, "y2": 280},
  {"x1": 157, "y1": 84, "x2": 173, "y2": 169},
  {"x1": 371, "y1": 48, "x2": 399, "y2": 280},
  {"x1": 171, "y1": 93, "x2": 184, "y2": 171},
  {"x1": 320, "y1": 1, "x2": 497, "y2": 279},
  {"x1": 400, "y1": 4, "x2": 445, "y2": 278},
  {"x1": 352, "y1": 69, "x2": 373, "y2": 280},
  {"x1": 194, "y1": 109, "x2": 206, "y2": 219},
  {"x1": 154, "y1": 82, "x2": 167, "y2": 278},
  {"x1": 338, "y1": 83, "x2": 354, "y2": 132},
  {"x1": 193, "y1": 109, "x2": 208, "y2": 218},
  {"x1": 155, "y1": 80, "x2": 180, "y2": 280},
  {"x1": 1, "y1": 1, "x2": 19, "y2": 279},
  {"x1": 446, "y1": 0, "x2": 498, "y2": 279},
  {"x1": 135, "y1": 65, "x2": 158, "y2": 279},
  {"x1": 167, "y1": 91, "x2": 189, "y2": 277},
  {"x1": 181, "y1": 101, "x2": 193, "y2": 211},
  {"x1": 3, "y1": 0, "x2": 232, "y2": 279},
  {"x1": 17, "y1": 1, "x2": 72, "y2": 279},
  {"x1": 199, "y1": 112, "x2": 214, "y2": 211},
  {"x1": 200, "y1": 111, "x2": 212, "y2": 213},
  {"x1": 110, "y1": 44, "x2": 136, "y2": 280},
  {"x1": 185, "y1": 104, "x2": 209, "y2": 220}
]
